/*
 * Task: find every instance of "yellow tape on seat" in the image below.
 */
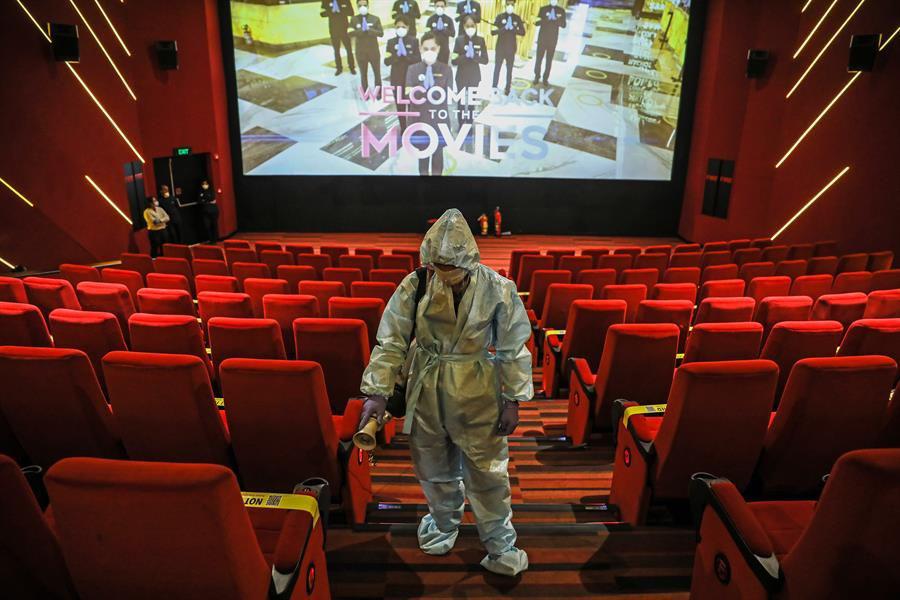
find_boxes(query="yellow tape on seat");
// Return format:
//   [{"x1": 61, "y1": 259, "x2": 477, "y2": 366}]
[
  {"x1": 241, "y1": 492, "x2": 320, "y2": 525},
  {"x1": 623, "y1": 404, "x2": 667, "y2": 427},
  {"x1": 214, "y1": 397, "x2": 224, "y2": 408},
  {"x1": 544, "y1": 329, "x2": 566, "y2": 337}
]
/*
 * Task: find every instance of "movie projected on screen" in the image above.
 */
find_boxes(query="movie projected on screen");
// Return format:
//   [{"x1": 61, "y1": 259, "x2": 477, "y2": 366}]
[{"x1": 230, "y1": 0, "x2": 692, "y2": 179}]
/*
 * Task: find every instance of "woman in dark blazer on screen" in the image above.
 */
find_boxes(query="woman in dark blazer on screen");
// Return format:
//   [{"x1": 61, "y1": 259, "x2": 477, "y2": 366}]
[{"x1": 452, "y1": 16, "x2": 488, "y2": 129}]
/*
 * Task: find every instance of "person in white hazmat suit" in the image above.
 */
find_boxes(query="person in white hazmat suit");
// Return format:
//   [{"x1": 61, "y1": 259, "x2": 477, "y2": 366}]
[{"x1": 358, "y1": 208, "x2": 533, "y2": 576}]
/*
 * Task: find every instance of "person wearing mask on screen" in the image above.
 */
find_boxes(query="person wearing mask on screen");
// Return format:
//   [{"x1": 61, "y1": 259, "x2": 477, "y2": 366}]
[
  {"x1": 391, "y1": 0, "x2": 421, "y2": 37},
  {"x1": 533, "y1": 0, "x2": 566, "y2": 86},
  {"x1": 320, "y1": 0, "x2": 356, "y2": 76},
  {"x1": 491, "y1": 0, "x2": 525, "y2": 95},
  {"x1": 197, "y1": 179, "x2": 219, "y2": 243},
  {"x1": 349, "y1": 0, "x2": 384, "y2": 92},
  {"x1": 425, "y1": 0, "x2": 456, "y2": 65},
  {"x1": 455, "y1": 0, "x2": 481, "y2": 25},
  {"x1": 158, "y1": 185, "x2": 183, "y2": 244},
  {"x1": 452, "y1": 16, "x2": 488, "y2": 130},
  {"x1": 143, "y1": 197, "x2": 169, "y2": 258},
  {"x1": 358, "y1": 208, "x2": 532, "y2": 577},
  {"x1": 405, "y1": 32, "x2": 451, "y2": 176},
  {"x1": 385, "y1": 16, "x2": 421, "y2": 131}
]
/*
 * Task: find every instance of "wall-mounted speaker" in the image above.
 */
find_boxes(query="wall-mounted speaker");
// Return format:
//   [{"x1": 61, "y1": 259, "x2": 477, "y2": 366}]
[
  {"x1": 848, "y1": 34, "x2": 880, "y2": 72},
  {"x1": 155, "y1": 40, "x2": 179, "y2": 70},
  {"x1": 746, "y1": 49, "x2": 769, "y2": 79},
  {"x1": 49, "y1": 23, "x2": 79, "y2": 62}
]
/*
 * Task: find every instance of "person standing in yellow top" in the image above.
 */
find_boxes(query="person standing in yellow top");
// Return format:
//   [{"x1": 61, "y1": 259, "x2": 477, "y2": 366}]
[{"x1": 143, "y1": 197, "x2": 170, "y2": 257}]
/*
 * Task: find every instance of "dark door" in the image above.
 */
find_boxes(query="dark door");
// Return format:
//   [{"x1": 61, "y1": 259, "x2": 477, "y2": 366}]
[{"x1": 152, "y1": 153, "x2": 211, "y2": 244}]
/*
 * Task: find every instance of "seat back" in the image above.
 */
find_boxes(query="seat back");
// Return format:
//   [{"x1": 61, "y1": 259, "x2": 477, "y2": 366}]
[
  {"x1": 329, "y1": 297, "x2": 385, "y2": 350},
  {"x1": 137, "y1": 288, "x2": 195, "y2": 316},
  {"x1": 865, "y1": 289, "x2": 900, "y2": 319},
  {"x1": 635, "y1": 299, "x2": 694, "y2": 352},
  {"x1": 23, "y1": 277, "x2": 80, "y2": 319},
  {"x1": 242, "y1": 277, "x2": 290, "y2": 318},
  {"x1": 813, "y1": 240, "x2": 837, "y2": 256},
  {"x1": 621, "y1": 268, "x2": 659, "y2": 289},
  {"x1": 807, "y1": 255, "x2": 838, "y2": 275},
  {"x1": 651, "y1": 283, "x2": 697, "y2": 305},
  {"x1": 601, "y1": 284, "x2": 647, "y2": 323},
  {"x1": 775, "y1": 259, "x2": 808, "y2": 279},
  {"x1": 547, "y1": 249, "x2": 576, "y2": 267},
  {"x1": 871, "y1": 269, "x2": 900, "y2": 291},
  {"x1": 581, "y1": 247, "x2": 610, "y2": 266},
  {"x1": 338, "y1": 255, "x2": 374, "y2": 279},
  {"x1": 653, "y1": 360, "x2": 778, "y2": 497},
  {"x1": 738, "y1": 261, "x2": 776, "y2": 284},
  {"x1": 597, "y1": 253, "x2": 633, "y2": 276},
  {"x1": 682, "y1": 322, "x2": 763, "y2": 364},
  {"x1": 727, "y1": 239, "x2": 750, "y2": 252},
  {"x1": 559, "y1": 255, "x2": 595, "y2": 281},
  {"x1": 296, "y1": 253, "x2": 331, "y2": 278},
  {"x1": 276, "y1": 264, "x2": 318, "y2": 292},
  {"x1": 191, "y1": 258, "x2": 230, "y2": 277},
  {"x1": 190, "y1": 244, "x2": 225, "y2": 262},
  {"x1": 0, "y1": 347, "x2": 122, "y2": 467},
  {"x1": 146, "y1": 272, "x2": 191, "y2": 293},
  {"x1": 643, "y1": 245, "x2": 673, "y2": 256},
  {"x1": 790, "y1": 273, "x2": 833, "y2": 300},
  {"x1": 263, "y1": 294, "x2": 319, "y2": 358},
  {"x1": 0, "y1": 276, "x2": 28, "y2": 303},
  {"x1": 369, "y1": 268, "x2": 407, "y2": 286},
  {"x1": 559, "y1": 299, "x2": 627, "y2": 371},
  {"x1": 100, "y1": 268, "x2": 144, "y2": 304},
  {"x1": 837, "y1": 318, "x2": 900, "y2": 366},
  {"x1": 319, "y1": 245, "x2": 350, "y2": 266},
  {"x1": 576, "y1": 268, "x2": 617, "y2": 299},
  {"x1": 224, "y1": 246, "x2": 257, "y2": 267},
  {"x1": 119, "y1": 253, "x2": 154, "y2": 281},
  {"x1": 812, "y1": 292, "x2": 868, "y2": 329},
  {"x1": 231, "y1": 262, "x2": 270, "y2": 290},
  {"x1": 258, "y1": 250, "x2": 294, "y2": 276},
  {"x1": 128, "y1": 313, "x2": 214, "y2": 379},
  {"x1": 732, "y1": 248, "x2": 762, "y2": 267},
  {"x1": 539, "y1": 284, "x2": 593, "y2": 330},
  {"x1": 787, "y1": 243, "x2": 815, "y2": 261},
  {"x1": 836, "y1": 252, "x2": 869, "y2": 274},
  {"x1": 294, "y1": 318, "x2": 370, "y2": 414},
  {"x1": 761, "y1": 245, "x2": 789, "y2": 264},
  {"x1": 45, "y1": 457, "x2": 271, "y2": 600},
  {"x1": 351, "y1": 281, "x2": 397, "y2": 304},
  {"x1": 223, "y1": 239, "x2": 253, "y2": 250},
  {"x1": 220, "y1": 359, "x2": 342, "y2": 491},
  {"x1": 208, "y1": 317, "x2": 286, "y2": 378},
  {"x1": 253, "y1": 241, "x2": 283, "y2": 254},
  {"x1": 354, "y1": 247, "x2": 383, "y2": 262},
  {"x1": 75, "y1": 281, "x2": 135, "y2": 341},
  {"x1": 517, "y1": 255, "x2": 555, "y2": 292},
  {"x1": 832, "y1": 271, "x2": 873, "y2": 294},
  {"x1": 750, "y1": 238, "x2": 773, "y2": 249},
  {"x1": 672, "y1": 243, "x2": 701, "y2": 254},
  {"x1": 758, "y1": 356, "x2": 897, "y2": 495},
  {"x1": 668, "y1": 252, "x2": 702, "y2": 269},
  {"x1": 59, "y1": 264, "x2": 101, "y2": 287},
  {"x1": 377, "y1": 254, "x2": 415, "y2": 272},
  {"x1": 49, "y1": 309, "x2": 127, "y2": 390},
  {"x1": 754, "y1": 295, "x2": 813, "y2": 341},
  {"x1": 613, "y1": 246, "x2": 641, "y2": 258},
  {"x1": 694, "y1": 296, "x2": 756, "y2": 324},
  {"x1": 299, "y1": 280, "x2": 346, "y2": 311},
  {"x1": 195, "y1": 274, "x2": 239, "y2": 294},
  {"x1": 323, "y1": 267, "x2": 364, "y2": 291},
  {"x1": 103, "y1": 351, "x2": 230, "y2": 465},
  {"x1": 867, "y1": 251, "x2": 894, "y2": 272},
  {"x1": 700, "y1": 263, "x2": 739, "y2": 284},
  {"x1": 0, "y1": 302, "x2": 52, "y2": 347},
  {"x1": 699, "y1": 278, "x2": 745, "y2": 301},
  {"x1": 633, "y1": 253, "x2": 668, "y2": 276},
  {"x1": 197, "y1": 291, "x2": 253, "y2": 327},
  {"x1": 161, "y1": 243, "x2": 192, "y2": 261},
  {"x1": 284, "y1": 243, "x2": 315, "y2": 262},
  {"x1": 662, "y1": 266, "x2": 701, "y2": 285},
  {"x1": 700, "y1": 251, "x2": 732, "y2": 270},
  {"x1": 760, "y1": 320, "x2": 844, "y2": 400},
  {"x1": 702, "y1": 241, "x2": 729, "y2": 253},
  {"x1": 153, "y1": 257, "x2": 193, "y2": 288},
  {"x1": 746, "y1": 276, "x2": 792, "y2": 305},
  {"x1": 527, "y1": 270, "x2": 571, "y2": 316}
]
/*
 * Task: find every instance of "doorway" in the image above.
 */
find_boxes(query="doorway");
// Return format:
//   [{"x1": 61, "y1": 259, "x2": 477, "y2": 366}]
[{"x1": 152, "y1": 153, "x2": 212, "y2": 245}]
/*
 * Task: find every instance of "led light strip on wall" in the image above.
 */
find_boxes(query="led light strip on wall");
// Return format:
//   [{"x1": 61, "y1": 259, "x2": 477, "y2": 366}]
[
  {"x1": 0, "y1": 177, "x2": 36, "y2": 207},
  {"x1": 801, "y1": 0, "x2": 814, "y2": 12},
  {"x1": 771, "y1": 166, "x2": 850, "y2": 240},
  {"x1": 94, "y1": 0, "x2": 131, "y2": 56},
  {"x1": 794, "y1": 0, "x2": 839, "y2": 59},
  {"x1": 16, "y1": 0, "x2": 51, "y2": 42},
  {"x1": 85, "y1": 174, "x2": 132, "y2": 225},
  {"x1": 68, "y1": 0, "x2": 136, "y2": 100},
  {"x1": 0, "y1": 256, "x2": 16, "y2": 270}
]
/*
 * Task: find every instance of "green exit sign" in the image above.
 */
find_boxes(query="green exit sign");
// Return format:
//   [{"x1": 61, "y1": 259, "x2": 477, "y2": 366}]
[{"x1": 174, "y1": 147, "x2": 192, "y2": 156}]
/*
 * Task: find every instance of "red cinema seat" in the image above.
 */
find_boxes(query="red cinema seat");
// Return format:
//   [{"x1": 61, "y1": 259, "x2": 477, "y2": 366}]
[
  {"x1": 872, "y1": 269, "x2": 900, "y2": 291},
  {"x1": 277, "y1": 265, "x2": 318, "y2": 293},
  {"x1": 284, "y1": 243, "x2": 315, "y2": 262},
  {"x1": 23, "y1": 277, "x2": 80, "y2": 319},
  {"x1": 812, "y1": 292, "x2": 867, "y2": 329},
  {"x1": 294, "y1": 318, "x2": 369, "y2": 414},
  {"x1": 119, "y1": 253, "x2": 154, "y2": 282},
  {"x1": 836, "y1": 252, "x2": 869, "y2": 274},
  {"x1": 727, "y1": 239, "x2": 751, "y2": 252},
  {"x1": 0, "y1": 454, "x2": 77, "y2": 600},
  {"x1": 760, "y1": 320, "x2": 844, "y2": 401},
  {"x1": 536, "y1": 283, "x2": 593, "y2": 332},
  {"x1": 746, "y1": 276, "x2": 792, "y2": 305},
  {"x1": 526, "y1": 270, "x2": 571, "y2": 323},
  {"x1": 807, "y1": 255, "x2": 838, "y2": 275},
  {"x1": 259, "y1": 250, "x2": 294, "y2": 276},
  {"x1": 541, "y1": 299, "x2": 626, "y2": 399},
  {"x1": 223, "y1": 238, "x2": 252, "y2": 249},
  {"x1": 137, "y1": 288, "x2": 195, "y2": 316},
  {"x1": 391, "y1": 247, "x2": 421, "y2": 269},
  {"x1": 191, "y1": 258, "x2": 230, "y2": 277},
  {"x1": 774, "y1": 259, "x2": 807, "y2": 279},
  {"x1": 732, "y1": 248, "x2": 762, "y2": 267},
  {"x1": 755, "y1": 356, "x2": 897, "y2": 496},
  {"x1": 45, "y1": 457, "x2": 331, "y2": 600},
  {"x1": 102, "y1": 351, "x2": 230, "y2": 465},
  {"x1": 59, "y1": 264, "x2": 101, "y2": 287},
  {"x1": 581, "y1": 247, "x2": 610, "y2": 266},
  {"x1": 128, "y1": 313, "x2": 214, "y2": 380},
  {"x1": 370, "y1": 268, "x2": 407, "y2": 286},
  {"x1": 75, "y1": 282, "x2": 135, "y2": 340},
  {"x1": 0, "y1": 301, "x2": 52, "y2": 347},
  {"x1": 672, "y1": 243, "x2": 701, "y2": 254},
  {"x1": 231, "y1": 262, "x2": 270, "y2": 290},
  {"x1": 323, "y1": 267, "x2": 363, "y2": 292},
  {"x1": 145, "y1": 272, "x2": 191, "y2": 294},
  {"x1": 651, "y1": 282, "x2": 697, "y2": 304},
  {"x1": 221, "y1": 358, "x2": 372, "y2": 524},
  {"x1": 643, "y1": 245, "x2": 672, "y2": 256},
  {"x1": 49, "y1": 309, "x2": 127, "y2": 391},
  {"x1": 633, "y1": 253, "x2": 668, "y2": 277},
  {"x1": 0, "y1": 347, "x2": 123, "y2": 468},
  {"x1": 566, "y1": 323, "x2": 678, "y2": 445},
  {"x1": 208, "y1": 317, "x2": 286, "y2": 378},
  {"x1": 296, "y1": 253, "x2": 331, "y2": 279},
  {"x1": 789, "y1": 273, "x2": 833, "y2": 300},
  {"x1": 669, "y1": 252, "x2": 702, "y2": 269},
  {"x1": 621, "y1": 268, "x2": 659, "y2": 289},
  {"x1": 636, "y1": 299, "x2": 694, "y2": 352},
  {"x1": 225, "y1": 247, "x2": 258, "y2": 267},
  {"x1": 838, "y1": 318, "x2": 900, "y2": 367},
  {"x1": 868, "y1": 250, "x2": 894, "y2": 272},
  {"x1": 689, "y1": 449, "x2": 900, "y2": 600},
  {"x1": 195, "y1": 274, "x2": 239, "y2": 294},
  {"x1": 263, "y1": 294, "x2": 319, "y2": 357},
  {"x1": 699, "y1": 279, "x2": 745, "y2": 302},
  {"x1": 702, "y1": 241, "x2": 729, "y2": 253},
  {"x1": 243, "y1": 277, "x2": 290, "y2": 318},
  {"x1": 190, "y1": 244, "x2": 225, "y2": 262},
  {"x1": 253, "y1": 241, "x2": 283, "y2": 254},
  {"x1": 754, "y1": 295, "x2": 813, "y2": 341},
  {"x1": 866, "y1": 289, "x2": 900, "y2": 318},
  {"x1": 100, "y1": 268, "x2": 143, "y2": 305},
  {"x1": 320, "y1": 245, "x2": 350, "y2": 267},
  {"x1": 750, "y1": 238, "x2": 773, "y2": 249},
  {"x1": 738, "y1": 261, "x2": 776, "y2": 285},
  {"x1": 601, "y1": 284, "x2": 647, "y2": 323},
  {"x1": 517, "y1": 255, "x2": 555, "y2": 292},
  {"x1": 339, "y1": 255, "x2": 374, "y2": 280},
  {"x1": 546, "y1": 249, "x2": 576, "y2": 267},
  {"x1": 761, "y1": 245, "x2": 789, "y2": 264},
  {"x1": 832, "y1": 271, "x2": 873, "y2": 294},
  {"x1": 329, "y1": 296, "x2": 385, "y2": 350},
  {"x1": 700, "y1": 251, "x2": 732, "y2": 270},
  {"x1": 683, "y1": 322, "x2": 763, "y2": 364},
  {"x1": 597, "y1": 253, "x2": 633, "y2": 277},
  {"x1": 558, "y1": 255, "x2": 595, "y2": 282},
  {"x1": 694, "y1": 297, "x2": 756, "y2": 325},
  {"x1": 662, "y1": 266, "x2": 701, "y2": 286},
  {"x1": 610, "y1": 359, "x2": 778, "y2": 525},
  {"x1": 508, "y1": 250, "x2": 530, "y2": 282},
  {"x1": 700, "y1": 263, "x2": 738, "y2": 285},
  {"x1": 161, "y1": 243, "x2": 192, "y2": 261},
  {"x1": 154, "y1": 256, "x2": 193, "y2": 291},
  {"x1": 577, "y1": 268, "x2": 617, "y2": 299},
  {"x1": 351, "y1": 281, "x2": 397, "y2": 304},
  {"x1": 299, "y1": 281, "x2": 346, "y2": 311},
  {"x1": 353, "y1": 247, "x2": 383, "y2": 262},
  {"x1": 813, "y1": 239, "x2": 838, "y2": 256},
  {"x1": 0, "y1": 276, "x2": 27, "y2": 303},
  {"x1": 786, "y1": 243, "x2": 815, "y2": 261},
  {"x1": 612, "y1": 246, "x2": 640, "y2": 259},
  {"x1": 378, "y1": 254, "x2": 414, "y2": 271}
]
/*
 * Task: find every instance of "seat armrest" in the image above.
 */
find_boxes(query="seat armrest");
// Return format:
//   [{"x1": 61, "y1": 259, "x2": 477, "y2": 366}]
[
  {"x1": 335, "y1": 399, "x2": 364, "y2": 442},
  {"x1": 568, "y1": 357, "x2": 595, "y2": 400}
]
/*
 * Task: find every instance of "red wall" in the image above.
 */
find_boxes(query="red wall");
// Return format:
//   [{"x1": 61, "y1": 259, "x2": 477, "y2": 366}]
[
  {"x1": 0, "y1": 0, "x2": 235, "y2": 272},
  {"x1": 681, "y1": 0, "x2": 900, "y2": 258}
]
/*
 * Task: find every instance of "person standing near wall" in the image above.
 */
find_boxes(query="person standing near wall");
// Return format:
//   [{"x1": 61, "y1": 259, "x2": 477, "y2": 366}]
[
  {"x1": 143, "y1": 197, "x2": 169, "y2": 258},
  {"x1": 158, "y1": 185, "x2": 183, "y2": 244},
  {"x1": 197, "y1": 179, "x2": 219, "y2": 243}
]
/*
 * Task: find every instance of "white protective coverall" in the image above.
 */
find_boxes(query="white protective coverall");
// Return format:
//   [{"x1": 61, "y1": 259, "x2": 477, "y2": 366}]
[{"x1": 360, "y1": 209, "x2": 533, "y2": 576}]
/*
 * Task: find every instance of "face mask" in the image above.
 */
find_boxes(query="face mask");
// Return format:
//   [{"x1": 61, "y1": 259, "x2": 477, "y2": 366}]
[
  {"x1": 506, "y1": 5, "x2": 514, "y2": 14},
  {"x1": 152, "y1": 201, "x2": 159, "y2": 207},
  {"x1": 435, "y1": 6, "x2": 445, "y2": 15},
  {"x1": 396, "y1": 27, "x2": 408, "y2": 37},
  {"x1": 162, "y1": 192, "x2": 170, "y2": 198},
  {"x1": 465, "y1": 27, "x2": 476, "y2": 37},
  {"x1": 435, "y1": 267, "x2": 467, "y2": 286},
  {"x1": 202, "y1": 184, "x2": 209, "y2": 190},
  {"x1": 422, "y1": 49, "x2": 438, "y2": 65},
  {"x1": 359, "y1": 5, "x2": 368, "y2": 15}
]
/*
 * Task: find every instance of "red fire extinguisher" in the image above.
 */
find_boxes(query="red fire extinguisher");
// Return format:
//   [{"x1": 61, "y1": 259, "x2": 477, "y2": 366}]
[{"x1": 493, "y1": 206, "x2": 502, "y2": 237}]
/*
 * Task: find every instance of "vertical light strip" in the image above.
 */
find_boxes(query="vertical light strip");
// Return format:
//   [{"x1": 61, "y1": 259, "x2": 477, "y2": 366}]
[
  {"x1": 794, "y1": 0, "x2": 839, "y2": 59},
  {"x1": 771, "y1": 166, "x2": 850, "y2": 239},
  {"x1": 85, "y1": 175, "x2": 133, "y2": 225},
  {"x1": 68, "y1": 0, "x2": 137, "y2": 100},
  {"x1": 93, "y1": 0, "x2": 131, "y2": 56},
  {"x1": 776, "y1": 72, "x2": 861, "y2": 167},
  {"x1": 16, "y1": 0, "x2": 51, "y2": 41},
  {"x1": 0, "y1": 177, "x2": 36, "y2": 207},
  {"x1": 787, "y1": 0, "x2": 866, "y2": 98},
  {"x1": 0, "y1": 256, "x2": 16, "y2": 270},
  {"x1": 801, "y1": 0, "x2": 814, "y2": 12}
]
